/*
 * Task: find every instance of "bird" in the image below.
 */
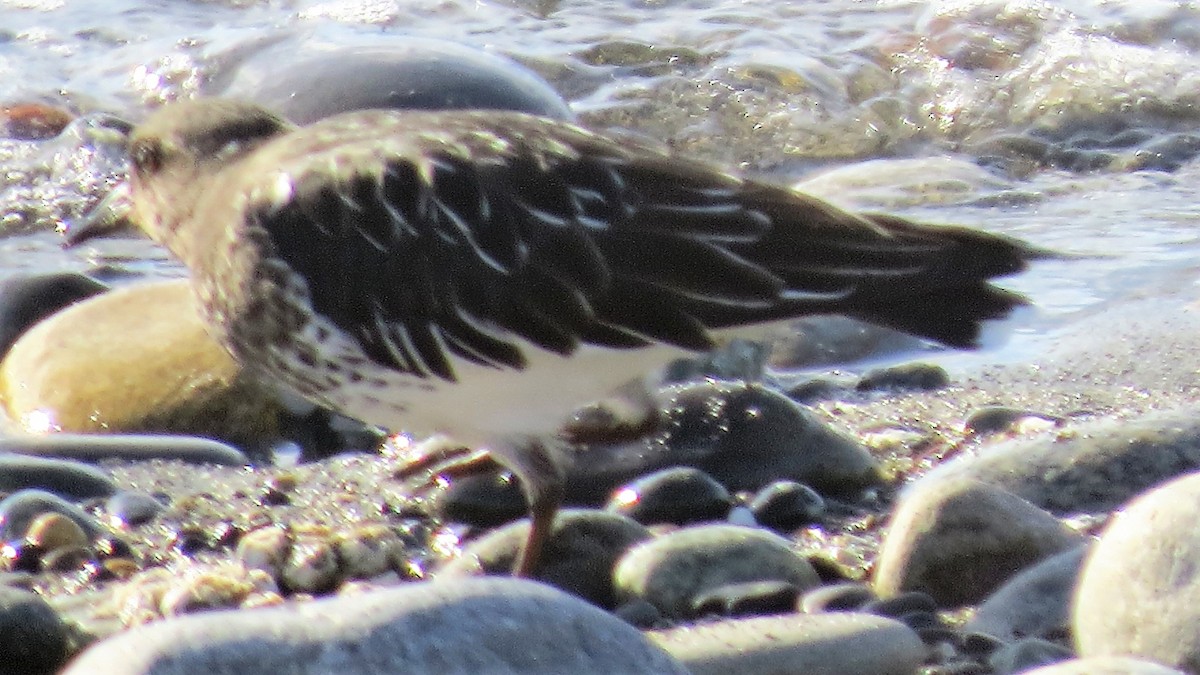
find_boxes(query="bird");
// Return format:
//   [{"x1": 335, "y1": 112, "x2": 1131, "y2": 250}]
[{"x1": 67, "y1": 98, "x2": 1039, "y2": 577}]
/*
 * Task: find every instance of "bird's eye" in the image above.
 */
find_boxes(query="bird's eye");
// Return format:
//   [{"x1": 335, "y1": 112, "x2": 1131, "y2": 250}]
[{"x1": 129, "y1": 139, "x2": 164, "y2": 174}]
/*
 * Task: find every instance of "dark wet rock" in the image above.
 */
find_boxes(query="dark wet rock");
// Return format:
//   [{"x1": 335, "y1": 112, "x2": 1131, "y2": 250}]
[
  {"x1": 0, "y1": 435, "x2": 248, "y2": 466},
  {"x1": 861, "y1": 590, "x2": 937, "y2": 619},
  {"x1": 431, "y1": 470, "x2": 528, "y2": 528},
  {"x1": 749, "y1": 480, "x2": 826, "y2": 531},
  {"x1": 921, "y1": 406, "x2": 1200, "y2": 515},
  {"x1": 439, "y1": 509, "x2": 651, "y2": 608},
  {"x1": 0, "y1": 102, "x2": 73, "y2": 140},
  {"x1": 1074, "y1": 471, "x2": 1200, "y2": 670},
  {"x1": 0, "y1": 280, "x2": 284, "y2": 449},
  {"x1": 606, "y1": 467, "x2": 732, "y2": 526},
  {"x1": 649, "y1": 612, "x2": 925, "y2": 675},
  {"x1": 63, "y1": 577, "x2": 687, "y2": 675},
  {"x1": 0, "y1": 454, "x2": 116, "y2": 500},
  {"x1": 962, "y1": 406, "x2": 1064, "y2": 436},
  {"x1": 1131, "y1": 133, "x2": 1200, "y2": 172},
  {"x1": 216, "y1": 38, "x2": 574, "y2": 124},
  {"x1": 0, "y1": 272, "x2": 107, "y2": 359},
  {"x1": 614, "y1": 524, "x2": 820, "y2": 620},
  {"x1": 961, "y1": 631, "x2": 1006, "y2": 660},
  {"x1": 784, "y1": 376, "x2": 854, "y2": 403},
  {"x1": 966, "y1": 544, "x2": 1087, "y2": 642},
  {"x1": 0, "y1": 586, "x2": 69, "y2": 674},
  {"x1": 857, "y1": 362, "x2": 950, "y2": 392},
  {"x1": 988, "y1": 637, "x2": 1073, "y2": 674},
  {"x1": 565, "y1": 381, "x2": 883, "y2": 504},
  {"x1": 799, "y1": 581, "x2": 877, "y2": 613},
  {"x1": 874, "y1": 478, "x2": 1083, "y2": 607},
  {"x1": 0, "y1": 489, "x2": 106, "y2": 541},
  {"x1": 1022, "y1": 657, "x2": 1187, "y2": 674},
  {"x1": 691, "y1": 579, "x2": 800, "y2": 618}
]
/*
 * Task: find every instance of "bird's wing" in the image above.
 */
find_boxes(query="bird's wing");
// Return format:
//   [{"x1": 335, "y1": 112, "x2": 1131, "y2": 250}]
[{"x1": 245, "y1": 111, "x2": 1028, "y2": 381}]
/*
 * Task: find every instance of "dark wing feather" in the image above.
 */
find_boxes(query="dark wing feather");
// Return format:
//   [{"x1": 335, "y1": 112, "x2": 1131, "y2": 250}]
[{"x1": 257, "y1": 111, "x2": 1033, "y2": 382}]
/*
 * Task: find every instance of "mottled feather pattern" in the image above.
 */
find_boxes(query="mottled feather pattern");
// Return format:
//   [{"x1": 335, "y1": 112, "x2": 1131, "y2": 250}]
[{"x1": 178, "y1": 109, "x2": 1031, "y2": 384}]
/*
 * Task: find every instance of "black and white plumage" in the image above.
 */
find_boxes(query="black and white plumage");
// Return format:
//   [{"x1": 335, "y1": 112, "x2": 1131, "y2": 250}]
[{"x1": 76, "y1": 99, "x2": 1036, "y2": 576}]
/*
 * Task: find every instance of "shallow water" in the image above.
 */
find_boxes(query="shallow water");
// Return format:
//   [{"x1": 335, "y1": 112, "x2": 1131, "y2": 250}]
[{"x1": 3, "y1": 0, "x2": 1200, "y2": 371}]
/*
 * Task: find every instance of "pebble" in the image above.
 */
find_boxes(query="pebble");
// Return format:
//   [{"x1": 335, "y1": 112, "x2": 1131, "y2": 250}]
[
  {"x1": 0, "y1": 488, "x2": 106, "y2": 541},
  {"x1": 333, "y1": 523, "x2": 405, "y2": 580},
  {"x1": 874, "y1": 477, "x2": 1083, "y2": 607},
  {"x1": 439, "y1": 509, "x2": 651, "y2": 608},
  {"x1": 0, "y1": 280, "x2": 284, "y2": 448},
  {"x1": 429, "y1": 466, "x2": 528, "y2": 528},
  {"x1": 64, "y1": 577, "x2": 689, "y2": 674},
  {"x1": 920, "y1": 406, "x2": 1200, "y2": 515},
  {"x1": 0, "y1": 102, "x2": 73, "y2": 140},
  {"x1": 0, "y1": 434, "x2": 248, "y2": 466},
  {"x1": 279, "y1": 531, "x2": 341, "y2": 594},
  {"x1": 613, "y1": 524, "x2": 821, "y2": 620},
  {"x1": 0, "y1": 586, "x2": 69, "y2": 675},
  {"x1": 0, "y1": 272, "x2": 107, "y2": 359},
  {"x1": 25, "y1": 512, "x2": 89, "y2": 552},
  {"x1": 856, "y1": 361, "x2": 950, "y2": 392},
  {"x1": 799, "y1": 581, "x2": 878, "y2": 613},
  {"x1": 1074, "y1": 470, "x2": 1200, "y2": 670},
  {"x1": 749, "y1": 480, "x2": 826, "y2": 531},
  {"x1": 113, "y1": 564, "x2": 281, "y2": 623},
  {"x1": 966, "y1": 544, "x2": 1087, "y2": 641},
  {"x1": 962, "y1": 406, "x2": 1064, "y2": 436},
  {"x1": 0, "y1": 454, "x2": 116, "y2": 500},
  {"x1": 104, "y1": 491, "x2": 166, "y2": 529},
  {"x1": 217, "y1": 38, "x2": 574, "y2": 123},
  {"x1": 649, "y1": 611, "x2": 925, "y2": 675},
  {"x1": 606, "y1": 466, "x2": 732, "y2": 526}
]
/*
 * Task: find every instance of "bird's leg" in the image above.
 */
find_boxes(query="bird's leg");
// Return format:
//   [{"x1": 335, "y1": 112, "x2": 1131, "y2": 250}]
[
  {"x1": 499, "y1": 437, "x2": 565, "y2": 578},
  {"x1": 392, "y1": 435, "x2": 498, "y2": 483}
]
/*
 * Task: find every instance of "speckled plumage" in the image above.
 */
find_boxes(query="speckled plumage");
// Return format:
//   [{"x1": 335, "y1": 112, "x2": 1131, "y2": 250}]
[{"x1": 98, "y1": 98, "x2": 1037, "y2": 576}]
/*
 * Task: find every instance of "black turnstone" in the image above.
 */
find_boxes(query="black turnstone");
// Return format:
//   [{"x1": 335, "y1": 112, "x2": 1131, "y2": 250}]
[{"x1": 69, "y1": 98, "x2": 1038, "y2": 576}]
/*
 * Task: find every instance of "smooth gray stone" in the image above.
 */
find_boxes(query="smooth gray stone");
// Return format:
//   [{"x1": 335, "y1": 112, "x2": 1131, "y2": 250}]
[
  {"x1": 218, "y1": 38, "x2": 574, "y2": 124},
  {"x1": 0, "y1": 435, "x2": 248, "y2": 466},
  {"x1": 0, "y1": 454, "x2": 116, "y2": 499},
  {"x1": 874, "y1": 477, "x2": 1082, "y2": 607},
  {"x1": 967, "y1": 544, "x2": 1088, "y2": 641},
  {"x1": 1022, "y1": 656, "x2": 1187, "y2": 674},
  {"x1": 438, "y1": 509, "x2": 651, "y2": 608},
  {"x1": 614, "y1": 524, "x2": 820, "y2": 620},
  {"x1": 1074, "y1": 471, "x2": 1200, "y2": 670},
  {"x1": 650, "y1": 611, "x2": 924, "y2": 675},
  {"x1": 63, "y1": 578, "x2": 688, "y2": 675},
  {"x1": 919, "y1": 406, "x2": 1200, "y2": 515}
]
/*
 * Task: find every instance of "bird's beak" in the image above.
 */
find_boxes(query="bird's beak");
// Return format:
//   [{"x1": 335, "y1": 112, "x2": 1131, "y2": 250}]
[{"x1": 60, "y1": 181, "x2": 134, "y2": 248}]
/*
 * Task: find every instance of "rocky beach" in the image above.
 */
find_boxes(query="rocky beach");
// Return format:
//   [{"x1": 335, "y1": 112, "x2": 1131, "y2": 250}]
[{"x1": 4, "y1": 1, "x2": 1200, "y2": 674}]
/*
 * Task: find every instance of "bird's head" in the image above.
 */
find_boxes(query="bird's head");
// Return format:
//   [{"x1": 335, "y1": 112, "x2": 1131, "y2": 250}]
[{"x1": 64, "y1": 99, "x2": 293, "y2": 251}]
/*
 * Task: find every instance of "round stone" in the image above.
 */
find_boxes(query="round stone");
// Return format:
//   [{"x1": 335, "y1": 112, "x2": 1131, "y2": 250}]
[{"x1": 217, "y1": 38, "x2": 573, "y2": 124}]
